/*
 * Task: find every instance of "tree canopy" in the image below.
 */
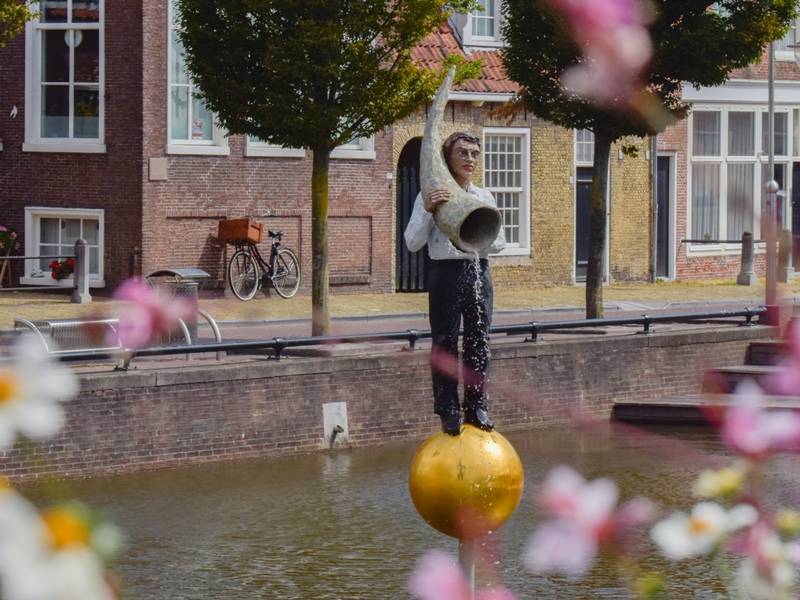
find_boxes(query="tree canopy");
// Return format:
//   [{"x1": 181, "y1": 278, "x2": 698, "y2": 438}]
[
  {"x1": 503, "y1": 0, "x2": 797, "y2": 140},
  {"x1": 0, "y1": 0, "x2": 33, "y2": 48}
]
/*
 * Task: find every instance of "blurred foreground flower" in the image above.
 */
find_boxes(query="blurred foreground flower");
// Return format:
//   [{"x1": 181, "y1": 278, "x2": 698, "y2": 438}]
[
  {"x1": 0, "y1": 335, "x2": 77, "y2": 449},
  {"x1": 721, "y1": 382, "x2": 800, "y2": 459},
  {"x1": 546, "y1": 0, "x2": 653, "y2": 106},
  {"x1": 409, "y1": 550, "x2": 516, "y2": 600},
  {"x1": 0, "y1": 490, "x2": 120, "y2": 600},
  {"x1": 731, "y1": 522, "x2": 800, "y2": 600},
  {"x1": 524, "y1": 465, "x2": 655, "y2": 579},
  {"x1": 693, "y1": 464, "x2": 748, "y2": 500},
  {"x1": 111, "y1": 278, "x2": 195, "y2": 349},
  {"x1": 651, "y1": 502, "x2": 758, "y2": 560}
]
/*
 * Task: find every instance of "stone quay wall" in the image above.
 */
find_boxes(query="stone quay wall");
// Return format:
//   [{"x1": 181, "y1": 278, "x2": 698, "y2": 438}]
[{"x1": 2, "y1": 326, "x2": 773, "y2": 480}]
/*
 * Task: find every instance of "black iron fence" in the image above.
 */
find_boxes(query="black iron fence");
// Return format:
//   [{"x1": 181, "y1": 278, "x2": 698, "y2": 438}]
[{"x1": 32, "y1": 307, "x2": 765, "y2": 367}]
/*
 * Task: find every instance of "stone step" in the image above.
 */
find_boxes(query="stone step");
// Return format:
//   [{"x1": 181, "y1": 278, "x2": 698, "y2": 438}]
[
  {"x1": 747, "y1": 340, "x2": 788, "y2": 366},
  {"x1": 702, "y1": 364, "x2": 785, "y2": 393},
  {"x1": 613, "y1": 394, "x2": 800, "y2": 424}
]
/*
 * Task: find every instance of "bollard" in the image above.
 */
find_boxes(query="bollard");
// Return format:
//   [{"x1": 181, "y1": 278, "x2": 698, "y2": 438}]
[
  {"x1": 70, "y1": 238, "x2": 92, "y2": 304},
  {"x1": 779, "y1": 228, "x2": 794, "y2": 283},
  {"x1": 737, "y1": 231, "x2": 757, "y2": 286}
]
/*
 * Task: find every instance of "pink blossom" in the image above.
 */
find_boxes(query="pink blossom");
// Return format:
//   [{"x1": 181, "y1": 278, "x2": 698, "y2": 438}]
[
  {"x1": 524, "y1": 520, "x2": 597, "y2": 579},
  {"x1": 525, "y1": 466, "x2": 656, "y2": 579},
  {"x1": 0, "y1": 226, "x2": 6, "y2": 232},
  {"x1": 110, "y1": 278, "x2": 195, "y2": 349},
  {"x1": 721, "y1": 382, "x2": 800, "y2": 459},
  {"x1": 546, "y1": 0, "x2": 653, "y2": 106},
  {"x1": 408, "y1": 551, "x2": 517, "y2": 600},
  {"x1": 765, "y1": 319, "x2": 800, "y2": 395}
]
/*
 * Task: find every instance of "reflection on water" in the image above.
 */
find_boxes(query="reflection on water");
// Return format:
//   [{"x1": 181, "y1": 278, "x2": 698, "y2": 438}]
[{"x1": 24, "y1": 424, "x2": 800, "y2": 599}]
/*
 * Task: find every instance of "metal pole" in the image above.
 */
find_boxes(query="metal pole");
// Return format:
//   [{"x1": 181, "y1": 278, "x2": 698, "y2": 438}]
[
  {"x1": 651, "y1": 134, "x2": 658, "y2": 282},
  {"x1": 765, "y1": 41, "x2": 779, "y2": 325},
  {"x1": 70, "y1": 238, "x2": 92, "y2": 304},
  {"x1": 459, "y1": 539, "x2": 475, "y2": 599}
]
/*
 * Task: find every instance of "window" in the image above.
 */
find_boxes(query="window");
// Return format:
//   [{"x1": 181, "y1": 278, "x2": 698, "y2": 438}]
[
  {"x1": 688, "y1": 107, "x2": 793, "y2": 247},
  {"x1": 245, "y1": 137, "x2": 305, "y2": 158},
  {"x1": 483, "y1": 127, "x2": 530, "y2": 255},
  {"x1": 331, "y1": 136, "x2": 376, "y2": 160},
  {"x1": 575, "y1": 129, "x2": 594, "y2": 165},
  {"x1": 23, "y1": 208, "x2": 104, "y2": 286},
  {"x1": 24, "y1": 0, "x2": 105, "y2": 153},
  {"x1": 465, "y1": 0, "x2": 503, "y2": 46},
  {"x1": 167, "y1": 0, "x2": 228, "y2": 155}
]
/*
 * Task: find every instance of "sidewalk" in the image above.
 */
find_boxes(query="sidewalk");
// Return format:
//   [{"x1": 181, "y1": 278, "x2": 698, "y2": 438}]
[{"x1": 2, "y1": 278, "x2": 799, "y2": 330}]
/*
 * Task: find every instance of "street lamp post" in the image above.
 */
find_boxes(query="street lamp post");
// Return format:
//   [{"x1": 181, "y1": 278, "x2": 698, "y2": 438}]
[{"x1": 764, "y1": 41, "x2": 780, "y2": 325}]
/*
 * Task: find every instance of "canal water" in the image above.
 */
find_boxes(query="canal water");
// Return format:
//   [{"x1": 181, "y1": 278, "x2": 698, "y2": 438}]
[{"x1": 27, "y1": 424, "x2": 800, "y2": 599}]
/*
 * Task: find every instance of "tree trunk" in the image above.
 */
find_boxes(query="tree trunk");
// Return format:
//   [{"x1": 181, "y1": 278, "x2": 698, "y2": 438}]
[
  {"x1": 585, "y1": 132, "x2": 612, "y2": 319},
  {"x1": 311, "y1": 147, "x2": 331, "y2": 336}
]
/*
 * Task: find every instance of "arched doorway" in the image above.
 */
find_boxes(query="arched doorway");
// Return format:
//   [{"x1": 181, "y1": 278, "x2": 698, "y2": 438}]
[{"x1": 396, "y1": 137, "x2": 430, "y2": 292}]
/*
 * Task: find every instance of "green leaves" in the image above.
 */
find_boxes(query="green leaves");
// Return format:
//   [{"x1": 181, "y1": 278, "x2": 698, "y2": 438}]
[
  {"x1": 0, "y1": 0, "x2": 34, "y2": 48},
  {"x1": 502, "y1": 0, "x2": 798, "y2": 141},
  {"x1": 176, "y1": 0, "x2": 456, "y2": 152}
]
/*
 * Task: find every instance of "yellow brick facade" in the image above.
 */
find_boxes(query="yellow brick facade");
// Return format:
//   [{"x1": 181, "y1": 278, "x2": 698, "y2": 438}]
[{"x1": 392, "y1": 103, "x2": 653, "y2": 289}]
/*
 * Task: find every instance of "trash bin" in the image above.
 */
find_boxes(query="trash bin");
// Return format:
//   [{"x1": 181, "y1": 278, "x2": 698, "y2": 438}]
[{"x1": 145, "y1": 268, "x2": 209, "y2": 344}]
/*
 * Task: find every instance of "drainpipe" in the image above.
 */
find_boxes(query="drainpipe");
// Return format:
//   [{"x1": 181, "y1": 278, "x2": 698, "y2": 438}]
[{"x1": 651, "y1": 134, "x2": 658, "y2": 283}]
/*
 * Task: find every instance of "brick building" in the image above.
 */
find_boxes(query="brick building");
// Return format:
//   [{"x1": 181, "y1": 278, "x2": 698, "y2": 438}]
[
  {"x1": 657, "y1": 31, "x2": 800, "y2": 281},
  {"x1": 1, "y1": 0, "x2": 672, "y2": 296}
]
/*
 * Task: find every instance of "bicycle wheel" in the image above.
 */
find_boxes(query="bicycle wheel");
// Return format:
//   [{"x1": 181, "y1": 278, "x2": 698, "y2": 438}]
[
  {"x1": 228, "y1": 249, "x2": 260, "y2": 301},
  {"x1": 272, "y1": 248, "x2": 300, "y2": 298}
]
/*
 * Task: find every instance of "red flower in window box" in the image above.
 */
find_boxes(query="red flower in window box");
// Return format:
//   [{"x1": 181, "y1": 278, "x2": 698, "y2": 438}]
[{"x1": 49, "y1": 257, "x2": 75, "y2": 280}]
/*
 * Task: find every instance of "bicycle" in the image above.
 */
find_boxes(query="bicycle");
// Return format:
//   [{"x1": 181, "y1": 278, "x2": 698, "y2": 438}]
[{"x1": 227, "y1": 229, "x2": 301, "y2": 301}]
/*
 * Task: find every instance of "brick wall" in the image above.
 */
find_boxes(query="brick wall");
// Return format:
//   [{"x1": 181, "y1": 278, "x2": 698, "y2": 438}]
[
  {"x1": 0, "y1": 1, "x2": 144, "y2": 288},
  {"x1": 0, "y1": 326, "x2": 772, "y2": 480}
]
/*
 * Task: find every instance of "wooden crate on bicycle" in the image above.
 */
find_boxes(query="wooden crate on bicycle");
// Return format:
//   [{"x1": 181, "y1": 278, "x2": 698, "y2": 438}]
[{"x1": 218, "y1": 218, "x2": 262, "y2": 245}]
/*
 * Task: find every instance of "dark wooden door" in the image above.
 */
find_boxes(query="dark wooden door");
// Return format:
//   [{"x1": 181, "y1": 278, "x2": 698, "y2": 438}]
[
  {"x1": 575, "y1": 167, "x2": 592, "y2": 281},
  {"x1": 656, "y1": 156, "x2": 671, "y2": 278},
  {"x1": 396, "y1": 138, "x2": 429, "y2": 292},
  {"x1": 792, "y1": 163, "x2": 800, "y2": 269}
]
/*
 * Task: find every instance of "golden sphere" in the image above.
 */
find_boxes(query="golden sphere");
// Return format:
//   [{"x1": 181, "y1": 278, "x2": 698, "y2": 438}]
[{"x1": 409, "y1": 425, "x2": 524, "y2": 539}]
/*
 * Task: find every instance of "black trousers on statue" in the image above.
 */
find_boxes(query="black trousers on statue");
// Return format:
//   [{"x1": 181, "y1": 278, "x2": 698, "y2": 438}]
[{"x1": 427, "y1": 258, "x2": 493, "y2": 417}]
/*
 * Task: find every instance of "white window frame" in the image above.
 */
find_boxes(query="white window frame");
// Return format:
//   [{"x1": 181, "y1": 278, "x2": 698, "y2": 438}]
[
  {"x1": 331, "y1": 136, "x2": 376, "y2": 160},
  {"x1": 22, "y1": 207, "x2": 105, "y2": 287},
  {"x1": 463, "y1": 0, "x2": 503, "y2": 48},
  {"x1": 775, "y1": 18, "x2": 799, "y2": 62},
  {"x1": 244, "y1": 137, "x2": 305, "y2": 158},
  {"x1": 574, "y1": 129, "x2": 594, "y2": 166},
  {"x1": 687, "y1": 104, "x2": 792, "y2": 256},
  {"x1": 23, "y1": 0, "x2": 106, "y2": 154},
  {"x1": 483, "y1": 126, "x2": 531, "y2": 257},
  {"x1": 166, "y1": 0, "x2": 229, "y2": 156}
]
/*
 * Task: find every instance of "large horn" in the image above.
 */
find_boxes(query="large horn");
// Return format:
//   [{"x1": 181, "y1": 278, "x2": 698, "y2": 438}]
[{"x1": 420, "y1": 66, "x2": 502, "y2": 253}]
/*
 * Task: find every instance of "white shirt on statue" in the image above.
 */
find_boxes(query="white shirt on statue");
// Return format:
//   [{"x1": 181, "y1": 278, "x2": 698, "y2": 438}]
[{"x1": 403, "y1": 183, "x2": 506, "y2": 260}]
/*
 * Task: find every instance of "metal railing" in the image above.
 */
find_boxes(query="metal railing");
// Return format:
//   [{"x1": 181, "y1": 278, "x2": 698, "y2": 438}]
[
  {"x1": 34, "y1": 307, "x2": 765, "y2": 367},
  {"x1": 0, "y1": 239, "x2": 92, "y2": 303}
]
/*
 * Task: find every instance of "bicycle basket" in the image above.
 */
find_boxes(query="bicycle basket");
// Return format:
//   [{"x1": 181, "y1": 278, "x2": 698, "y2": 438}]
[{"x1": 218, "y1": 218, "x2": 262, "y2": 245}]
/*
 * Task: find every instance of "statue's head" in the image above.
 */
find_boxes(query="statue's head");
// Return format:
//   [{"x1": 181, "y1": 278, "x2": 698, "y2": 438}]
[{"x1": 442, "y1": 132, "x2": 481, "y2": 184}]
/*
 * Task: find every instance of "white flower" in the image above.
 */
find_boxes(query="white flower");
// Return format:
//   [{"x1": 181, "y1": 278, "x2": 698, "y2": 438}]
[
  {"x1": 0, "y1": 489, "x2": 115, "y2": 600},
  {"x1": 651, "y1": 502, "x2": 758, "y2": 560},
  {"x1": 0, "y1": 335, "x2": 77, "y2": 448}
]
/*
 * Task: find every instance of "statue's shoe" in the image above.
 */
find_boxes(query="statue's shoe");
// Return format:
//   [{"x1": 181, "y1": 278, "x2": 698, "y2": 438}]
[
  {"x1": 439, "y1": 411, "x2": 462, "y2": 436},
  {"x1": 464, "y1": 407, "x2": 494, "y2": 432}
]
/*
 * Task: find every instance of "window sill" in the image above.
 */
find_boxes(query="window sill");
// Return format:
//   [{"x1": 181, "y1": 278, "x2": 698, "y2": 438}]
[
  {"x1": 167, "y1": 144, "x2": 230, "y2": 156},
  {"x1": 245, "y1": 147, "x2": 306, "y2": 158},
  {"x1": 686, "y1": 243, "x2": 766, "y2": 257},
  {"x1": 330, "y1": 149, "x2": 376, "y2": 160},
  {"x1": 23, "y1": 142, "x2": 106, "y2": 154},
  {"x1": 20, "y1": 276, "x2": 105, "y2": 288},
  {"x1": 491, "y1": 247, "x2": 531, "y2": 258},
  {"x1": 463, "y1": 37, "x2": 504, "y2": 48}
]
